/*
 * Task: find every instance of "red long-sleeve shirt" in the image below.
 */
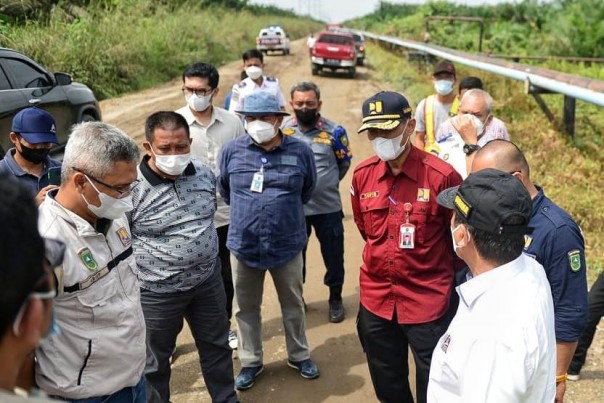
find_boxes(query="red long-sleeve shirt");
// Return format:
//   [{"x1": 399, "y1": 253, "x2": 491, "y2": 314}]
[{"x1": 351, "y1": 147, "x2": 463, "y2": 324}]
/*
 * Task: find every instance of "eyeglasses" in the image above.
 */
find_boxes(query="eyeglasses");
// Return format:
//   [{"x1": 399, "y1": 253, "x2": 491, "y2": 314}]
[
  {"x1": 73, "y1": 167, "x2": 131, "y2": 198},
  {"x1": 182, "y1": 87, "x2": 214, "y2": 97}
]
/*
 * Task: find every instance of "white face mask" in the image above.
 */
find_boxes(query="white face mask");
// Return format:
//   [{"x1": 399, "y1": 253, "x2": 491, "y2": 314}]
[
  {"x1": 245, "y1": 66, "x2": 263, "y2": 80},
  {"x1": 467, "y1": 113, "x2": 488, "y2": 137},
  {"x1": 434, "y1": 80, "x2": 454, "y2": 95},
  {"x1": 81, "y1": 176, "x2": 133, "y2": 220},
  {"x1": 371, "y1": 121, "x2": 410, "y2": 161},
  {"x1": 451, "y1": 223, "x2": 470, "y2": 255},
  {"x1": 186, "y1": 92, "x2": 212, "y2": 112},
  {"x1": 151, "y1": 146, "x2": 191, "y2": 176},
  {"x1": 246, "y1": 120, "x2": 277, "y2": 144}
]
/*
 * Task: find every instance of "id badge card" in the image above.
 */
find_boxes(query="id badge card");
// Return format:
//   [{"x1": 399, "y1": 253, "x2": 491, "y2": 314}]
[
  {"x1": 399, "y1": 223, "x2": 415, "y2": 249},
  {"x1": 250, "y1": 171, "x2": 264, "y2": 193}
]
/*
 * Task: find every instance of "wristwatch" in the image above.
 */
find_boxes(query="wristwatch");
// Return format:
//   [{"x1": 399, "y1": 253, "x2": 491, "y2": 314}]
[{"x1": 463, "y1": 144, "x2": 481, "y2": 155}]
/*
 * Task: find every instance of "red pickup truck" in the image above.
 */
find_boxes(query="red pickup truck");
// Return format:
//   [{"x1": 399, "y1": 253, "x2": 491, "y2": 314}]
[{"x1": 310, "y1": 31, "x2": 357, "y2": 78}]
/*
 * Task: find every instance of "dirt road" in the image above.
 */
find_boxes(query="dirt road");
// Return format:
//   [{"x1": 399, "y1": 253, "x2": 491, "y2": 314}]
[{"x1": 100, "y1": 39, "x2": 604, "y2": 402}]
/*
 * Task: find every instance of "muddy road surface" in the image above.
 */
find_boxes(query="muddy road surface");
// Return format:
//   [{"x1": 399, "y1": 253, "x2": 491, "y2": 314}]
[{"x1": 100, "y1": 40, "x2": 604, "y2": 403}]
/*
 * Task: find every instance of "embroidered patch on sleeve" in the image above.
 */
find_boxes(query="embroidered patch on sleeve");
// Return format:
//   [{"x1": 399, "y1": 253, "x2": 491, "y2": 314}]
[{"x1": 568, "y1": 250, "x2": 582, "y2": 272}]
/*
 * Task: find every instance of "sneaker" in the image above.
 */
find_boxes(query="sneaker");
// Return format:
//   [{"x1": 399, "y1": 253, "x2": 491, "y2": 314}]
[
  {"x1": 329, "y1": 300, "x2": 345, "y2": 323},
  {"x1": 228, "y1": 330, "x2": 238, "y2": 350},
  {"x1": 235, "y1": 365, "x2": 264, "y2": 390},
  {"x1": 567, "y1": 372, "x2": 580, "y2": 381},
  {"x1": 287, "y1": 359, "x2": 320, "y2": 379}
]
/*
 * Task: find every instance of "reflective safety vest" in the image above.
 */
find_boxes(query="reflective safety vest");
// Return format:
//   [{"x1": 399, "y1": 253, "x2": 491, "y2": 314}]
[{"x1": 424, "y1": 94, "x2": 459, "y2": 152}]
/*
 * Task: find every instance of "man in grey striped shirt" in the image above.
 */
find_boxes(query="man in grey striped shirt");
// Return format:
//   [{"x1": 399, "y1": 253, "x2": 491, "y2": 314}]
[{"x1": 129, "y1": 111, "x2": 236, "y2": 403}]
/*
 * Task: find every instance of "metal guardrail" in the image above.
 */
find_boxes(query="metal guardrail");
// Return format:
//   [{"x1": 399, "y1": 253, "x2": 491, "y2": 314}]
[{"x1": 363, "y1": 31, "x2": 604, "y2": 108}]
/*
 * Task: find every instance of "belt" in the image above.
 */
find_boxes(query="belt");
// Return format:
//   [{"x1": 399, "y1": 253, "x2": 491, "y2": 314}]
[{"x1": 64, "y1": 247, "x2": 133, "y2": 293}]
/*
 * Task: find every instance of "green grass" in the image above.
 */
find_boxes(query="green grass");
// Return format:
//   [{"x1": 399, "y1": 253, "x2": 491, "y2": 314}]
[
  {"x1": 367, "y1": 42, "x2": 604, "y2": 281},
  {"x1": 0, "y1": 2, "x2": 322, "y2": 99}
]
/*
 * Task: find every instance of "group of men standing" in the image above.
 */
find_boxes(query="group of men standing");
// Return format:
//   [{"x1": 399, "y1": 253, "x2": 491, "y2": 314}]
[{"x1": 0, "y1": 52, "x2": 596, "y2": 403}]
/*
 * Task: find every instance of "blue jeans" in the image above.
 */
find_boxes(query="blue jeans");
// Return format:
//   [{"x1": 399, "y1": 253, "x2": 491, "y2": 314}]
[
  {"x1": 140, "y1": 266, "x2": 236, "y2": 403},
  {"x1": 65, "y1": 376, "x2": 146, "y2": 403}
]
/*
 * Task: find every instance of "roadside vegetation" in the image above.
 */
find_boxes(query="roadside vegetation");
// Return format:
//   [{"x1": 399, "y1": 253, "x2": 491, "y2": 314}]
[
  {"x1": 351, "y1": 1, "x2": 604, "y2": 277},
  {"x1": 0, "y1": 0, "x2": 322, "y2": 99}
]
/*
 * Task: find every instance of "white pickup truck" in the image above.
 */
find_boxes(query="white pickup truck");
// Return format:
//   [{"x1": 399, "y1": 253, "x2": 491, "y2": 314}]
[{"x1": 256, "y1": 25, "x2": 290, "y2": 55}]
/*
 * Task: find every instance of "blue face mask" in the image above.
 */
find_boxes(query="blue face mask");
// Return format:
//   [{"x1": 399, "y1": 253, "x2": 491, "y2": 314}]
[
  {"x1": 434, "y1": 80, "x2": 454, "y2": 96},
  {"x1": 44, "y1": 310, "x2": 61, "y2": 340}
]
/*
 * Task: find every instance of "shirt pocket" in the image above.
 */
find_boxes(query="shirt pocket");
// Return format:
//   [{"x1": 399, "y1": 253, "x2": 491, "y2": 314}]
[
  {"x1": 359, "y1": 197, "x2": 389, "y2": 238},
  {"x1": 75, "y1": 274, "x2": 125, "y2": 329}
]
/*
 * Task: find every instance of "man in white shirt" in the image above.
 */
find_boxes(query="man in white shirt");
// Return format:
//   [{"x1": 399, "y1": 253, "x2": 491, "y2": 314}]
[
  {"x1": 176, "y1": 63, "x2": 246, "y2": 349},
  {"x1": 428, "y1": 168, "x2": 556, "y2": 403},
  {"x1": 37, "y1": 122, "x2": 146, "y2": 402},
  {"x1": 432, "y1": 89, "x2": 510, "y2": 178},
  {"x1": 228, "y1": 49, "x2": 286, "y2": 114}
]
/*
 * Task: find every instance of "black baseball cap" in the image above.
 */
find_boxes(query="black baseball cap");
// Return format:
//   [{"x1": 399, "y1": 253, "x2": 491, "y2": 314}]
[
  {"x1": 433, "y1": 60, "x2": 456, "y2": 76},
  {"x1": 437, "y1": 168, "x2": 533, "y2": 234},
  {"x1": 357, "y1": 91, "x2": 412, "y2": 134}
]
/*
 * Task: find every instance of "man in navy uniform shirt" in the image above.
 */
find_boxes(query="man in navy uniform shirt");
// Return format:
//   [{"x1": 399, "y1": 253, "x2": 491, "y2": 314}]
[{"x1": 471, "y1": 139, "x2": 588, "y2": 403}]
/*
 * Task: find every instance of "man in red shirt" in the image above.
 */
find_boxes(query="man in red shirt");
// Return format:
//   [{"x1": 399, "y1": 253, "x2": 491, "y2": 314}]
[{"x1": 351, "y1": 91, "x2": 462, "y2": 403}]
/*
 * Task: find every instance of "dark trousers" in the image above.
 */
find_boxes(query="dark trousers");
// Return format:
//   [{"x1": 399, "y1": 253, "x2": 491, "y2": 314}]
[
  {"x1": 570, "y1": 270, "x2": 604, "y2": 373},
  {"x1": 357, "y1": 304, "x2": 452, "y2": 403},
  {"x1": 302, "y1": 211, "x2": 345, "y2": 299},
  {"x1": 217, "y1": 225, "x2": 234, "y2": 319},
  {"x1": 140, "y1": 267, "x2": 236, "y2": 403}
]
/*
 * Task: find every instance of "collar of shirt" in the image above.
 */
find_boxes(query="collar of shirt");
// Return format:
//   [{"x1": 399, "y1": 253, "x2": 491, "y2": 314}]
[
  {"x1": 2, "y1": 147, "x2": 53, "y2": 177},
  {"x1": 243, "y1": 131, "x2": 288, "y2": 151},
  {"x1": 139, "y1": 155, "x2": 196, "y2": 186},
  {"x1": 45, "y1": 189, "x2": 112, "y2": 237},
  {"x1": 245, "y1": 76, "x2": 269, "y2": 89},
  {"x1": 287, "y1": 114, "x2": 325, "y2": 132},
  {"x1": 531, "y1": 185, "x2": 546, "y2": 214},
  {"x1": 457, "y1": 254, "x2": 525, "y2": 309},
  {"x1": 374, "y1": 145, "x2": 420, "y2": 182},
  {"x1": 179, "y1": 104, "x2": 224, "y2": 128}
]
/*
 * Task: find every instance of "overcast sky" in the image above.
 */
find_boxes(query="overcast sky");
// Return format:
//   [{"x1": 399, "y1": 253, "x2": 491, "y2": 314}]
[{"x1": 249, "y1": 0, "x2": 520, "y2": 23}]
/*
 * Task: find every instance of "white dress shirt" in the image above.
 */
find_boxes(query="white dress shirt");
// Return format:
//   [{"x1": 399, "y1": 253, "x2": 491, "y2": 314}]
[{"x1": 428, "y1": 253, "x2": 556, "y2": 403}]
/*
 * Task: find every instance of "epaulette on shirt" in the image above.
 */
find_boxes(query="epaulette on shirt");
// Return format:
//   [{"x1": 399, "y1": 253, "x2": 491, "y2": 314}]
[
  {"x1": 265, "y1": 76, "x2": 278, "y2": 82},
  {"x1": 282, "y1": 127, "x2": 296, "y2": 136},
  {"x1": 420, "y1": 150, "x2": 459, "y2": 178},
  {"x1": 237, "y1": 81, "x2": 248, "y2": 88},
  {"x1": 354, "y1": 155, "x2": 381, "y2": 173}
]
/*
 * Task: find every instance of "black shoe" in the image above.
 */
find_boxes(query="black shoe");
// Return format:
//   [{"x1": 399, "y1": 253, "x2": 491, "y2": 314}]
[{"x1": 329, "y1": 300, "x2": 345, "y2": 323}]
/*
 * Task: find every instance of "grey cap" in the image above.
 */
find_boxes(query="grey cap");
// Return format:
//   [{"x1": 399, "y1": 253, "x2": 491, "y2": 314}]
[{"x1": 235, "y1": 91, "x2": 289, "y2": 116}]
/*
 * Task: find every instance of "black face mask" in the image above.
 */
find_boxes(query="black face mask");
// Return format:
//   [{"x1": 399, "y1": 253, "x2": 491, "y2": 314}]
[
  {"x1": 294, "y1": 108, "x2": 318, "y2": 126},
  {"x1": 18, "y1": 142, "x2": 50, "y2": 164}
]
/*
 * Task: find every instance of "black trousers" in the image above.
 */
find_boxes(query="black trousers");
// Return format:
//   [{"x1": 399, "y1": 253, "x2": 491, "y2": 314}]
[
  {"x1": 570, "y1": 270, "x2": 604, "y2": 373},
  {"x1": 301, "y1": 211, "x2": 345, "y2": 298},
  {"x1": 357, "y1": 304, "x2": 452, "y2": 403},
  {"x1": 217, "y1": 225, "x2": 234, "y2": 319}
]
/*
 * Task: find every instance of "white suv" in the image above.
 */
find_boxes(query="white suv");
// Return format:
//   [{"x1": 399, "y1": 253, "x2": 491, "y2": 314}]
[{"x1": 256, "y1": 25, "x2": 290, "y2": 55}]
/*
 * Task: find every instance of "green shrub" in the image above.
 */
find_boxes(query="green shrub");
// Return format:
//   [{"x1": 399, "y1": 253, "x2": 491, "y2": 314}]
[{"x1": 0, "y1": 0, "x2": 321, "y2": 99}]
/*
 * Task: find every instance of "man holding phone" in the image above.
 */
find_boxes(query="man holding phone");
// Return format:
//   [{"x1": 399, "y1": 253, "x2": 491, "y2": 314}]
[{"x1": 0, "y1": 108, "x2": 61, "y2": 205}]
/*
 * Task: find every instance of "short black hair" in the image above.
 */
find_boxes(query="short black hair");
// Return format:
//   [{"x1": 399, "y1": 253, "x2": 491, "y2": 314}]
[
  {"x1": 242, "y1": 49, "x2": 264, "y2": 63},
  {"x1": 0, "y1": 175, "x2": 45, "y2": 337},
  {"x1": 182, "y1": 62, "x2": 219, "y2": 89},
  {"x1": 145, "y1": 111, "x2": 190, "y2": 143},
  {"x1": 455, "y1": 213, "x2": 525, "y2": 266},
  {"x1": 290, "y1": 81, "x2": 321, "y2": 100},
  {"x1": 459, "y1": 76, "x2": 483, "y2": 93}
]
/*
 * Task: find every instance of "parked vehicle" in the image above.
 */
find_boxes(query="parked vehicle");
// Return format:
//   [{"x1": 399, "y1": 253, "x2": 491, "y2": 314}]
[
  {"x1": 0, "y1": 47, "x2": 101, "y2": 157},
  {"x1": 311, "y1": 31, "x2": 357, "y2": 78},
  {"x1": 351, "y1": 31, "x2": 366, "y2": 66},
  {"x1": 256, "y1": 25, "x2": 290, "y2": 55}
]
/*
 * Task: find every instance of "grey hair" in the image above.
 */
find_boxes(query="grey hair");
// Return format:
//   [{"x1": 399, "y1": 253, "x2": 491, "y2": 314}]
[
  {"x1": 62, "y1": 122, "x2": 140, "y2": 182},
  {"x1": 463, "y1": 88, "x2": 493, "y2": 115},
  {"x1": 290, "y1": 81, "x2": 321, "y2": 100}
]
